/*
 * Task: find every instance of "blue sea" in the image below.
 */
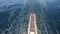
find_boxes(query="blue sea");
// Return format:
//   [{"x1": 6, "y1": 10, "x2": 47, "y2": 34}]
[{"x1": 0, "y1": 0, "x2": 60, "y2": 34}]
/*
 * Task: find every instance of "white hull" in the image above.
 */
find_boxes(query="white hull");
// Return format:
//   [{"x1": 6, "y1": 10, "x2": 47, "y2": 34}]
[{"x1": 28, "y1": 13, "x2": 37, "y2": 34}]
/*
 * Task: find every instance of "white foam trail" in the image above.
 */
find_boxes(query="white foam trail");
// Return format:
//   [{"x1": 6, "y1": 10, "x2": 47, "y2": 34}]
[
  {"x1": 20, "y1": 0, "x2": 27, "y2": 15},
  {"x1": 19, "y1": 5, "x2": 27, "y2": 34},
  {"x1": 22, "y1": 0, "x2": 27, "y2": 9},
  {"x1": 39, "y1": 0, "x2": 48, "y2": 12},
  {"x1": 37, "y1": 0, "x2": 54, "y2": 33}
]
